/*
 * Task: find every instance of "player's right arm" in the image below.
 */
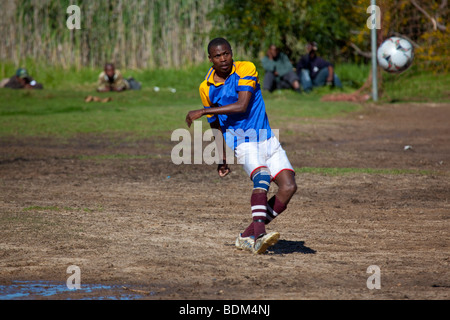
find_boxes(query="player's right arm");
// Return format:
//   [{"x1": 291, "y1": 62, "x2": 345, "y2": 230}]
[
  {"x1": 186, "y1": 73, "x2": 255, "y2": 128},
  {"x1": 186, "y1": 80, "x2": 213, "y2": 128},
  {"x1": 209, "y1": 118, "x2": 231, "y2": 177},
  {"x1": 185, "y1": 80, "x2": 231, "y2": 177},
  {"x1": 186, "y1": 91, "x2": 252, "y2": 127}
]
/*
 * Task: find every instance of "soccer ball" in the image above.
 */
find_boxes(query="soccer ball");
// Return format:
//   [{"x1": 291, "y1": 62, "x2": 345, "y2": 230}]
[{"x1": 377, "y1": 37, "x2": 414, "y2": 73}]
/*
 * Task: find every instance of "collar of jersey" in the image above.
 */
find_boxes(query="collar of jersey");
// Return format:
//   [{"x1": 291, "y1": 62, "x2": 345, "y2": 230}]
[{"x1": 206, "y1": 63, "x2": 236, "y2": 86}]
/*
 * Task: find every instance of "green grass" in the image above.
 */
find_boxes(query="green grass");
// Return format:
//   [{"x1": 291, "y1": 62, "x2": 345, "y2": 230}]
[
  {"x1": 0, "y1": 62, "x2": 448, "y2": 139},
  {"x1": 0, "y1": 62, "x2": 358, "y2": 139},
  {"x1": 0, "y1": 88, "x2": 360, "y2": 138},
  {"x1": 295, "y1": 167, "x2": 439, "y2": 176},
  {"x1": 23, "y1": 206, "x2": 61, "y2": 212},
  {"x1": 0, "y1": 59, "x2": 211, "y2": 91},
  {"x1": 334, "y1": 63, "x2": 371, "y2": 88},
  {"x1": 0, "y1": 88, "x2": 198, "y2": 138},
  {"x1": 381, "y1": 66, "x2": 450, "y2": 102}
]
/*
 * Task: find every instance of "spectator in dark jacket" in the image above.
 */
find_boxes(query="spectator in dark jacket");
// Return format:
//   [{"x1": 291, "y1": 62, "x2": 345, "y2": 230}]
[
  {"x1": 296, "y1": 42, "x2": 342, "y2": 92},
  {"x1": 262, "y1": 45, "x2": 301, "y2": 93}
]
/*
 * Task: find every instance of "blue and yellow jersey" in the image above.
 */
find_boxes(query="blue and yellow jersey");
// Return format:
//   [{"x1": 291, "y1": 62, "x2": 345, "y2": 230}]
[{"x1": 199, "y1": 61, "x2": 274, "y2": 150}]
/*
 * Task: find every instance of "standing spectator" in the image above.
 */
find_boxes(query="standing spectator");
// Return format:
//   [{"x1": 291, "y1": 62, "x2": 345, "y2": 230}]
[
  {"x1": 262, "y1": 45, "x2": 301, "y2": 93},
  {"x1": 296, "y1": 42, "x2": 342, "y2": 92}
]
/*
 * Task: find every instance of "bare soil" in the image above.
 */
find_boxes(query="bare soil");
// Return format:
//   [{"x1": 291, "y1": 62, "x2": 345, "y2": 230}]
[{"x1": 0, "y1": 102, "x2": 449, "y2": 300}]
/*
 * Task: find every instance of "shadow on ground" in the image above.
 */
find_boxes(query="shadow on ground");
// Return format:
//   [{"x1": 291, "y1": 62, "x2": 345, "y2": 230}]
[{"x1": 268, "y1": 240, "x2": 317, "y2": 255}]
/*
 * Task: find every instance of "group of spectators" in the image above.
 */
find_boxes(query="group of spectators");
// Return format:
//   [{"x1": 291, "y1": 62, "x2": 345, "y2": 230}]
[
  {"x1": 1, "y1": 41, "x2": 341, "y2": 95},
  {"x1": 0, "y1": 64, "x2": 139, "y2": 93},
  {"x1": 261, "y1": 41, "x2": 342, "y2": 94}
]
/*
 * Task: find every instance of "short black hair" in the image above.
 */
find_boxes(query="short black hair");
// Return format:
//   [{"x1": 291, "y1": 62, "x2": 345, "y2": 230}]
[
  {"x1": 207, "y1": 38, "x2": 232, "y2": 56},
  {"x1": 104, "y1": 63, "x2": 115, "y2": 70}
]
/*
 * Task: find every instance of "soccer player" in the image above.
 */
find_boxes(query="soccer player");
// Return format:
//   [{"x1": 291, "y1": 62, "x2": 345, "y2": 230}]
[{"x1": 185, "y1": 38, "x2": 297, "y2": 254}]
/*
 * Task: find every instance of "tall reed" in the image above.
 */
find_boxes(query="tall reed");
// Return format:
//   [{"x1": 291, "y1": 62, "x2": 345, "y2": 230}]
[{"x1": 0, "y1": 0, "x2": 221, "y2": 70}]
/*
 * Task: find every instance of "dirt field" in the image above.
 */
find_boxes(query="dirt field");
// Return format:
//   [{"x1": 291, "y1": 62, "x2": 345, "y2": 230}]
[{"x1": 0, "y1": 102, "x2": 449, "y2": 300}]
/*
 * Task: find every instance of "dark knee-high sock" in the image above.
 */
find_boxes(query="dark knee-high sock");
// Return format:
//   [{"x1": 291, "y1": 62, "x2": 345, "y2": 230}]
[
  {"x1": 251, "y1": 192, "x2": 267, "y2": 238},
  {"x1": 242, "y1": 195, "x2": 288, "y2": 236},
  {"x1": 266, "y1": 195, "x2": 287, "y2": 225},
  {"x1": 242, "y1": 193, "x2": 267, "y2": 238},
  {"x1": 241, "y1": 222, "x2": 254, "y2": 238}
]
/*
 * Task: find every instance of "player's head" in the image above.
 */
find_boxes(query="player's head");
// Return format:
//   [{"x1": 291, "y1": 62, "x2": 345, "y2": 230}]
[
  {"x1": 208, "y1": 38, "x2": 232, "y2": 56},
  {"x1": 208, "y1": 38, "x2": 233, "y2": 75}
]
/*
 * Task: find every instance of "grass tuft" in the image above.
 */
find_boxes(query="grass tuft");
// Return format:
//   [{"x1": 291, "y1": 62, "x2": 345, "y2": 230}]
[{"x1": 295, "y1": 167, "x2": 440, "y2": 176}]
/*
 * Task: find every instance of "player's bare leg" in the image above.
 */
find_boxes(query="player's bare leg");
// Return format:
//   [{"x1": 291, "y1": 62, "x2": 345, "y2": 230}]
[{"x1": 273, "y1": 170, "x2": 297, "y2": 205}]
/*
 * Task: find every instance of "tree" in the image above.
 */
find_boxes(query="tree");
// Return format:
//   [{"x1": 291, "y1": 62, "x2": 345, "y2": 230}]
[{"x1": 210, "y1": 0, "x2": 363, "y2": 61}]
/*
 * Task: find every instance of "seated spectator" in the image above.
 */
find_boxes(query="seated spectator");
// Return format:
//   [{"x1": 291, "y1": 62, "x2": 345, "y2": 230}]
[
  {"x1": 262, "y1": 45, "x2": 301, "y2": 93},
  {"x1": 97, "y1": 63, "x2": 130, "y2": 92},
  {"x1": 296, "y1": 42, "x2": 342, "y2": 92},
  {"x1": 3, "y1": 68, "x2": 43, "y2": 90}
]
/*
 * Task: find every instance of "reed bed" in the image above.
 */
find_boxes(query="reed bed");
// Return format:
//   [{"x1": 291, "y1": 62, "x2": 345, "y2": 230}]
[{"x1": 0, "y1": 0, "x2": 221, "y2": 70}]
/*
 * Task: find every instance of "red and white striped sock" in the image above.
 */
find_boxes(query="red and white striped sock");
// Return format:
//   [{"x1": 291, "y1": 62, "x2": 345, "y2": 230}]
[
  {"x1": 241, "y1": 195, "x2": 288, "y2": 237},
  {"x1": 242, "y1": 192, "x2": 267, "y2": 238}
]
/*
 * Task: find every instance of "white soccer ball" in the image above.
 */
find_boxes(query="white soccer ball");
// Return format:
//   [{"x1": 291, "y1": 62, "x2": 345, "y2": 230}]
[{"x1": 377, "y1": 36, "x2": 414, "y2": 73}]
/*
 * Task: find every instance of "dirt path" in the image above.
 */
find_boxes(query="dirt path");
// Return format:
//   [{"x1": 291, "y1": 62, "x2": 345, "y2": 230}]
[{"x1": 0, "y1": 102, "x2": 449, "y2": 300}]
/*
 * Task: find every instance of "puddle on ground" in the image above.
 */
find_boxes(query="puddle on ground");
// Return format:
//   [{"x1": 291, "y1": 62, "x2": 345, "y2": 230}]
[{"x1": 0, "y1": 280, "x2": 150, "y2": 300}]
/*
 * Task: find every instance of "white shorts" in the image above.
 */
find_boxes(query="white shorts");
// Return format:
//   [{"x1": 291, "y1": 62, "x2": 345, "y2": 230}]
[{"x1": 234, "y1": 136, "x2": 295, "y2": 180}]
